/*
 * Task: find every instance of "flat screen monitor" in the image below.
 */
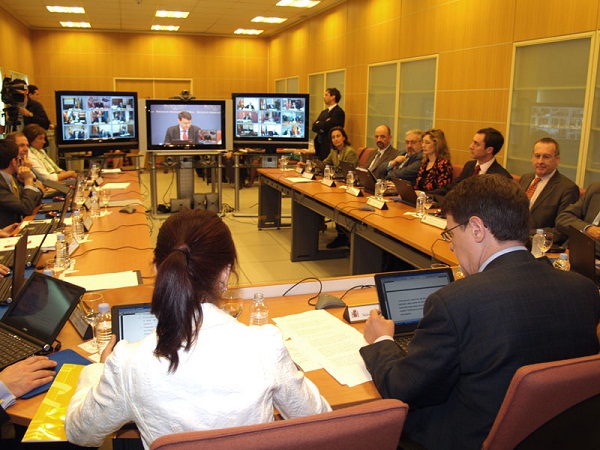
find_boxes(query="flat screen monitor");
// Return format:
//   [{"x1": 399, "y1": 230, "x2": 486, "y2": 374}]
[
  {"x1": 55, "y1": 91, "x2": 139, "y2": 153},
  {"x1": 232, "y1": 93, "x2": 309, "y2": 152},
  {"x1": 145, "y1": 99, "x2": 226, "y2": 150}
]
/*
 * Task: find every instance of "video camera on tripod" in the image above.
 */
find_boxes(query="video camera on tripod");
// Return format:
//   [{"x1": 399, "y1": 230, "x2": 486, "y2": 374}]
[{"x1": 2, "y1": 77, "x2": 28, "y2": 132}]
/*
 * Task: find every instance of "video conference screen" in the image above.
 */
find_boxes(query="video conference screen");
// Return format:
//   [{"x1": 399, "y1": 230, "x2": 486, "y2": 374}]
[
  {"x1": 145, "y1": 100, "x2": 226, "y2": 150},
  {"x1": 232, "y1": 94, "x2": 309, "y2": 143},
  {"x1": 55, "y1": 91, "x2": 138, "y2": 150}
]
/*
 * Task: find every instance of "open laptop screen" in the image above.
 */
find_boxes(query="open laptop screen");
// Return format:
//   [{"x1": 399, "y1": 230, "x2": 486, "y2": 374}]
[{"x1": 112, "y1": 303, "x2": 157, "y2": 343}]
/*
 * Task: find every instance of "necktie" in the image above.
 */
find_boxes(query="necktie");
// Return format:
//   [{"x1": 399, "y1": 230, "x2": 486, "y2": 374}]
[
  {"x1": 370, "y1": 152, "x2": 382, "y2": 171},
  {"x1": 473, "y1": 165, "x2": 481, "y2": 175},
  {"x1": 10, "y1": 177, "x2": 20, "y2": 199},
  {"x1": 183, "y1": 130, "x2": 188, "y2": 140},
  {"x1": 526, "y1": 177, "x2": 541, "y2": 200}
]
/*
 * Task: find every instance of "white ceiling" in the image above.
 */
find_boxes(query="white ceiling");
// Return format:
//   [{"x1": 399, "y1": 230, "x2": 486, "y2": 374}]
[{"x1": 0, "y1": 0, "x2": 345, "y2": 37}]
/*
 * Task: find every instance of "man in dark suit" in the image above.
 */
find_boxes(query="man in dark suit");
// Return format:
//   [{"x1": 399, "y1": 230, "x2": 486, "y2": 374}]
[
  {"x1": 311, "y1": 88, "x2": 345, "y2": 160},
  {"x1": 164, "y1": 111, "x2": 201, "y2": 144},
  {"x1": 360, "y1": 175, "x2": 600, "y2": 450},
  {"x1": 22, "y1": 85, "x2": 52, "y2": 130},
  {"x1": 432, "y1": 127, "x2": 513, "y2": 197},
  {"x1": 556, "y1": 181, "x2": 600, "y2": 257},
  {"x1": 519, "y1": 137, "x2": 579, "y2": 244},
  {"x1": 0, "y1": 139, "x2": 41, "y2": 229},
  {"x1": 379, "y1": 128, "x2": 423, "y2": 183},
  {"x1": 364, "y1": 125, "x2": 400, "y2": 176}
]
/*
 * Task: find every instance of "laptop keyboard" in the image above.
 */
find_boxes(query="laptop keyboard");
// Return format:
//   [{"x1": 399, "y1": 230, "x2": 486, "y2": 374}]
[
  {"x1": 0, "y1": 328, "x2": 39, "y2": 368},
  {"x1": 394, "y1": 335, "x2": 412, "y2": 353},
  {"x1": 24, "y1": 222, "x2": 55, "y2": 236},
  {"x1": 0, "y1": 278, "x2": 11, "y2": 302},
  {"x1": 39, "y1": 202, "x2": 63, "y2": 212}
]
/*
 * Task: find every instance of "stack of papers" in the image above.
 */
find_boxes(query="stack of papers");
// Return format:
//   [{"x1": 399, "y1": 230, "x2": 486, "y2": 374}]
[{"x1": 273, "y1": 310, "x2": 372, "y2": 387}]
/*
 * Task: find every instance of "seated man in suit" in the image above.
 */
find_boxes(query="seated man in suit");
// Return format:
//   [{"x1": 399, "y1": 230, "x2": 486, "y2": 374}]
[
  {"x1": 519, "y1": 137, "x2": 579, "y2": 244},
  {"x1": 360, "y1": 175, "x2": 600, "y2": 450},
  {"x1": 431, "y1": 127, "x2": 513, "y2": 197},
  {"x1": 164, "y1": 111, "x2": 201, "y2": 144},
  {"x1": 377, "y1": 129, "x2": 423, "y2": 185},
  {"x1": 364, "y1": 125, "x2": 400, "y2": 177},
  {"x1": 0, "y1": 139, "x2": 41, "y2": 229},
  {"x1": 556, "y1": 181, "x2": 600, "y2": 257}
]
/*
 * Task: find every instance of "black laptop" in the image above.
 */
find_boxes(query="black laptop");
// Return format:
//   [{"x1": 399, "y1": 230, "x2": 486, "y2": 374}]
[
  {"x1": 112, "y1": 303, "x2": 157, "y2": 343},
  {"x1": 0, "y1": 232, "x2": 28, "y2": 306},
  {"x1": 390, "y1": 178, "x2": 418, "y2": 206},
  {"x1": 354, "y1": 167, "x2": 397, "y2": 196},
  {"x1": 568, "y1": 225, "x2": 599, "y2": 286},
  {"x1": 374, "y1": 267, "x2": 454, "y2": 352},
  {"x1": 0, "y1": 272, "x2": 85, "y2": 370}
]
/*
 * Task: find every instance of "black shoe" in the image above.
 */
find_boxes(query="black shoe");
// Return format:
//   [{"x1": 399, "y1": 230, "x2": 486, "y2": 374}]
[{"x1": 326, "y1": 235, "x2": 349, "y2": 249}]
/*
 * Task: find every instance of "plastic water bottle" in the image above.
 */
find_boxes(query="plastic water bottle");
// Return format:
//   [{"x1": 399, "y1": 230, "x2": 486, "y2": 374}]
[
  {"x1": 90, "y1": 191, "x2": 100, "y2": 217},
  {"x1": 553, "y1": 253, "x2": 570, "y2": 271},
  {"x1": 531, "y1": 228, "x2": 545, "y2": 258},
  {"x1": 55, "y1": 233, "x2": 68, "y2": 269},
  {"x1": 416, "y1": 192, "x2": 426, "y2": 217},
  {"x1": 249, "y1": 293, "x2": 269, "y2": 326},
  {"x1": 95, "y1": 302, "x2": 112, "y2": 353},
  {"x1": 72, "y1": 210, "x2": 85, "y2": 242},
  {"x1": 305, "y1": 159, "x2": 313, "y2": 173},
  {"x1": 324, "y1": 165, "x2": 332, "y2": 180},
  {"x1": 346, "y1": 170, "x2": 355, "y2": 189},
  {"x1": 375, "y1": 179, "x2": 384, "y2": 199}
]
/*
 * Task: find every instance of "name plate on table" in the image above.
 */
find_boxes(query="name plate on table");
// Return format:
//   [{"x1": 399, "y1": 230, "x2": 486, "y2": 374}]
[
  {"x1": 366, "y1": 196, "x2": 388, "y2": 210},
  {"x1": 343, "y1": 303, "x2": 380, "y2": 323},
  {"x1": 302, "y1": 172, "x2": 315, "y2": 180},
  {"x1": 346, "y1": 187, "x2": 363, "y2": 197},
  {"x1": 321, "y1": 178, "x2": 336, "y2": 187},
  {"x1": 95, "y1": 176, "x2": 104, "y2": 186},
  {"x1": 295, "y1": 166, "x2": 304, "y2": 174}
]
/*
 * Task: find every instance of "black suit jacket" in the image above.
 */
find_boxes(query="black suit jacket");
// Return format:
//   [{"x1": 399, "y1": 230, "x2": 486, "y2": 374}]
[
  {"x1": 24, "y1": 99, "x2": 51, "y2": 130},
  {"x1": 432, "y1": 159, "x2": 513, "y2": 196},
  {"x1": 519, "y1": 170, "x2": 579, "y2": 244},
  {"x1": 364, "y1": 146, "x2": 400, "y2": 176},
  {"x1": 556, "y1": 181, "x2": 600, "y2": 256},
  {"x1": 164, "y1": 125, "x2": 202, "y2": 144},
  {"x1": 311, "y1": 105, "x2": 345, "y2": 160},
  {"x1": 0, "y1": 173, "x2": 41, "y2": 228},
  {"x1": 360, "y1": 250, "x2": 600, "y2": 450},
  {"x1": 383, "y1": 150, "x2": 423, "y2": 183}
]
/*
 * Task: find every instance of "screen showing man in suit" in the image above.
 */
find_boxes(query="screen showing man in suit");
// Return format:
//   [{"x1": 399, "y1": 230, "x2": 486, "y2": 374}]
[
  {"x1": 164, "y1": 111, "x2": 201, "y2": 144},
  {"x1": 360, "y1": 175, "x2": 600, "y2": 450}
]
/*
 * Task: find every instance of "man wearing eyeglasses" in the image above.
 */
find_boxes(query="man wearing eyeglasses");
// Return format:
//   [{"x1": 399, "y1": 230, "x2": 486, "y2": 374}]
[
  {"x1": 518, "y1": 137, "x2": 579, "y2": 244},
  {"x1": 360, "y1": 175, "x2": 600, "y2": 450},
  {"x1": 377, "y1": 129, "x2": 423, "y2": 185}
]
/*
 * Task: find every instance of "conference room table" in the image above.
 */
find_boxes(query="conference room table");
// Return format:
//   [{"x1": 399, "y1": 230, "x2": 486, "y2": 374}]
[{"x1": 257, "y1": 168, "x2": 458, "y2": 273}]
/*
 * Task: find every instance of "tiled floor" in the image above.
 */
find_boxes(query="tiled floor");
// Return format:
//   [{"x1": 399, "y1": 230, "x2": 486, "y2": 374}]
[{"x1": 139, "y1": 169, "x2": 350, "y2": 286}]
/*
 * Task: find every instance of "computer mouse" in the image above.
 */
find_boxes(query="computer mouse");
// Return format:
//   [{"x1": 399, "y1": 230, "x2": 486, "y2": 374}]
[
  {"x1": 119, "y1": 206, "x2": 136, "y2": 214},
  {"x1": 46, "y1": 211, "x2": 58, "y2": 218},
  {"x1": 315, "y1": 293, "x2": 347, "y2": 310},
  {"x1": 359, "y1": 205, "x2": 375, "y2": 211},
  {"x1": 53, "y1": 196, "x2": 65, "y2": 202}
]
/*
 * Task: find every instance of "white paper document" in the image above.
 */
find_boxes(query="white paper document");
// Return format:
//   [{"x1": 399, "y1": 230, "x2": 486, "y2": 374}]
[
  {"x1": 64, "y1": 270, "x2": 141, "y2": 291},
  {"x1": 102, "y1": 168, "x2": 122, "y2": 174},
  {"x1": 286, "y1": 177, "x2": 315, "y2": 183},
  {"x1": 273, "y1": 310, "x2": 372, "y2": 387},
  {"x1": 101, "y1": 182, "x2": 130, "y2": 190}
]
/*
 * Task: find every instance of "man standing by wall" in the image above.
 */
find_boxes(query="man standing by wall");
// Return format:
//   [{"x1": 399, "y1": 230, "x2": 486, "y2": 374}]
[{"x1": 311, "y1": 88, "x2": 345, "y2": 160}]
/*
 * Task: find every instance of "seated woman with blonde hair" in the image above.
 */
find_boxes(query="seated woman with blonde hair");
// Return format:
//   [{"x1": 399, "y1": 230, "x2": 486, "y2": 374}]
[
  {"x1": 414, "y1": 128, "x2": 453, "y2": 192},
  {"x1": 66, "y1": 209, "x2": 331, "y2": 449}
]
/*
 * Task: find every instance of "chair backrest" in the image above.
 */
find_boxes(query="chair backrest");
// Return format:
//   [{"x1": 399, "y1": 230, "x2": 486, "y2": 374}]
[
  {"x1": 452, "y1": 163, "x2": 463, "y2": 180},
  {"x1": 482, "y1": 353, "x2": 600, "y2": 450},
  {"x1": 150, "y1": 399, "x2": 408, "y2": 450},
  {"x1": 357, "y1": 146, "x2": 376, "y2": 168}
]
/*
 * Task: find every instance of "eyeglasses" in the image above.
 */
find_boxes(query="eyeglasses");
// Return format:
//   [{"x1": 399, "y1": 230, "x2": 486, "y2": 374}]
[{"x1": 440, "y1": 221, "x2": 468, "y2": 242}]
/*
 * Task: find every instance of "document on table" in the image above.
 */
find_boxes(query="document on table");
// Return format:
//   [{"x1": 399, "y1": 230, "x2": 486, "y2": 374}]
[
  {"x1": 64, "y1": 270, "x2": 141, "y2": 291},
  {"x1": 273, "y1": 310, "x2": 372, "y2": 387},
  {"x1": 101, "y1": 182, "x2": 130, "y2": 190},
  {"x1": 287, "y1": 177, "x2": 315, "y2": 183}
]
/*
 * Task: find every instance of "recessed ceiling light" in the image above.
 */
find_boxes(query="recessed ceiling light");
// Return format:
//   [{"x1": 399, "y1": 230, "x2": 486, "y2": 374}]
[
  {"x1": 234, "y1": 28, "x2": 264, "y2": 35},
  {"x1": 151, "y1": 25, "x2": 180, "y2": 32},
  {"x1": 47, "y1": 6, "x2": 85, "y2": 14},
  {"x1": 155, "y1": 10, "x2": 189, "y2": 19},
  {"x1": 60, "y1": 21, "x2": 91, "y2": 28},
  {"x1": 276, "y1": 0, "x2": 320, "y2": 7},
  {"x1": 252, "y1": 16, "x2": 287, "y2": 24}
]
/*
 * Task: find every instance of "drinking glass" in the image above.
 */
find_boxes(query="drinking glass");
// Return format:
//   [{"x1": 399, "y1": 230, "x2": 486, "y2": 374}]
[
  {"x1": 280, "y1": 156, "x2": 288, "y2": 171},
  {"x1": 99, "y1": 189, "x2": 111, "y2": 212},
  {"x1": 424, "y1": 194, "x2": 434, "y2": 211},
  {"x1": 346, "y1": 171, "x2": 355, "y2": 189},
  {"x1": 374, "y1": 179, "x2": 385, "y2": 200},
  {"x1": 219, "y1": 288, "x2": 243, "y2": 319},
  {"x1": 540, "y1": 231, "x2": 554, "y2": 255},
  {"x1": 79, "y1": 292, "x2": 104, "y2": 348}
]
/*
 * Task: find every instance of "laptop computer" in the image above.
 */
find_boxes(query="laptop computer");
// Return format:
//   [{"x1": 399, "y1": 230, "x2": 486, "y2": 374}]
[
  {"x1": 374, "y1": 267, "x2": 454, "y2": 352},
  {"x1": 42, "y1": 178, "x2": 74, "y2": 196},
  {"x1": 390, "y1": 178, "x2": 418, "y2": 206},
  {"x1": 354, "y1": 167, "x2": 397, "y2": 196},
  {"x1": 0, "y1": 271, "x2": 85, "y2": 370},
  {"x1": 337, "y1": 160, "x2": 355, "y2": 180},
  {"x1": 0, "y1": 232, "x2": 28, "y2": 306},
  {"x1": 568, "y1": 225, "x2": 599, "y2": 286},
  {"x1": 112, "y1": 303, "x2": 157, "y2": 343}
]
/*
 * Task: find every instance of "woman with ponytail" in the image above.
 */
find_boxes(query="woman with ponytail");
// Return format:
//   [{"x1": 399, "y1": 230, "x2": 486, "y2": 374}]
[{"x1": 66, "y1": 209, "x2": 331, "y2": 449}]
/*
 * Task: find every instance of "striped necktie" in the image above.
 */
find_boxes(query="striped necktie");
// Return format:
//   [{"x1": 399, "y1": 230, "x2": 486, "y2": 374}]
[{"x1": 526, "y1": 177, "x2": 541, "y2": 200}]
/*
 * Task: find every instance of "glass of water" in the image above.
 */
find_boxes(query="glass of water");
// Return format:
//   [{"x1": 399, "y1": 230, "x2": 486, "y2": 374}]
[
  {"x1": 99, "y1": 189, "x2": 111, "y2": 213},
  {"x1": 219, "y1": 288, "x2": 243, "y2": 319}
]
